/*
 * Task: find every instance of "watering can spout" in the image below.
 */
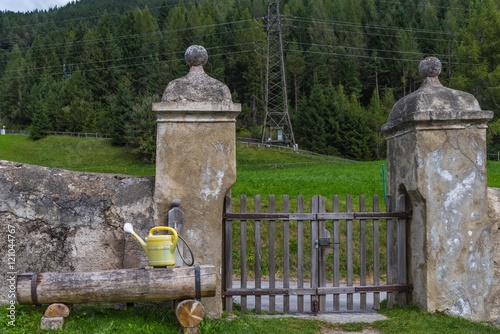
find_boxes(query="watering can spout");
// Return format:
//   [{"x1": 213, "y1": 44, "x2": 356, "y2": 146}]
[{"x1": 123, "y1": 223, "x2": 148, "y2": 254}]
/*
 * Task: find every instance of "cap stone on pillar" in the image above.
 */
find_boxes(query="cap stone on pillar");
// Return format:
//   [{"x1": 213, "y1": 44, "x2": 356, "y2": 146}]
[
  {"x1": 161, "y1": 45, "x2": 232, "y2": 103},
  {"x1": 383, "y1": 57, "x2": 491, "y2": 134}
]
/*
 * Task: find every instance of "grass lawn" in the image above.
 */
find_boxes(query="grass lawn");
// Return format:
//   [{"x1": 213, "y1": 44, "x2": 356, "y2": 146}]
[
  {"x1": 2, "y1": 303, "x2": 499, "y2": 334},
  {"x1": 0, "y1": 135, "x2": 155, "y2": 175}
]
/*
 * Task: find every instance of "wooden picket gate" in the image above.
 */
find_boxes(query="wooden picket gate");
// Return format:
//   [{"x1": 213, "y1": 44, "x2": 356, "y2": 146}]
[{"x1": 223, "y1": 194, "x2": 410, "y2": 314}]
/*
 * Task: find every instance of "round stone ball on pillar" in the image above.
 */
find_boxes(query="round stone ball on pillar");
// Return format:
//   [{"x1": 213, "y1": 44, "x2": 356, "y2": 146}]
[
  {"x1": 153, "y1": 45, "x2": 241, "y2": 317},
  {"x1": 184, "y1": 45, "x2": 208, "y2": 67}
]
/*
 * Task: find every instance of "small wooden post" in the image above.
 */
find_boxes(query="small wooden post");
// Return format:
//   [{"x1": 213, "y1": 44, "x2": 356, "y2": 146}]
[
  {"x1": 168, "y1": 199, "x2": 185, "y2": 266},
  {"x1": 175, "y1": 299, "x2": 205, "y2": 334}
]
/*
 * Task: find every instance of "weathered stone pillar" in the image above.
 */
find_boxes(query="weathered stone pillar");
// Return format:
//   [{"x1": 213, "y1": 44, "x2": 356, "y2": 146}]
[
  {"x1": 382, "y1": 57, "x2": 495, "y2": 321},
  {"x1": 152, "y1": 45, "x2": 240, "y2": 317}
]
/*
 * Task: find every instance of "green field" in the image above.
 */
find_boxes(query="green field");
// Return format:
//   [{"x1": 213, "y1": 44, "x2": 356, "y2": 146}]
[{"x1": 0, "y1": 135, "x2": 156, "y2": 175}]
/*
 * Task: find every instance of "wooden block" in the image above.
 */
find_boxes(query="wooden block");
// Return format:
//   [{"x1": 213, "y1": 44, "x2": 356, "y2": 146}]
[
  {"x1": 40, "y1": 316, "x2": 64, "y2": 330},
  {"x1": 44, "y1": 303, "x2": 70, "y2": 318},
  {"x1": 175, "y1": 299, "x2": 204, "y2": 329},
  {"x1": 183, "y1": 327, "x2": 200, "y2": 334}
]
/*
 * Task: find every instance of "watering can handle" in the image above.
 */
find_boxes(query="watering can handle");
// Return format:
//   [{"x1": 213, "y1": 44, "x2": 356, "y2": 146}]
[{"x1": 149, "y1": 226, "x2": 178, "y2": 246}]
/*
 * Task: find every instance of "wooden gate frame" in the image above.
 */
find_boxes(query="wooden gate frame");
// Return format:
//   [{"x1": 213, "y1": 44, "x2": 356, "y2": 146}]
[{"x1": 223, "y1": 194, "x2": 411, "y2": 313}]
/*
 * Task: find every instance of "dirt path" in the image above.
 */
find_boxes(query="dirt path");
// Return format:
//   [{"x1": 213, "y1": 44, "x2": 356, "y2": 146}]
[{"x1": 320, "y1": 327, "x2": 381, "y2": 334}]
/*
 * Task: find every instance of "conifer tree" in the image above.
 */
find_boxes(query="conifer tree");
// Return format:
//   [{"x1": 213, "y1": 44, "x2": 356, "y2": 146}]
[
  {"x1": 29, "y1": 105, "x2": 50, "y2": 140},
  {"x1": 126, "y1": 94, "x2": 158, "y2": 163},
  {"x1": 108, "y1": 75, "x2": 134, "y2": 145},
  {"x1": 0, "y1": 45, "x2": 27, "y2": 126}
]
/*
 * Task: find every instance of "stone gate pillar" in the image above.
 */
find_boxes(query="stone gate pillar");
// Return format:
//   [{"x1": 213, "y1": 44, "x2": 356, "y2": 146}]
[
  {"x1": 152, "y1": 45, "x2": 240, "y2": 317},
  {"x1": 382, "y1": 57, "x2": 495, "y2": 321}
]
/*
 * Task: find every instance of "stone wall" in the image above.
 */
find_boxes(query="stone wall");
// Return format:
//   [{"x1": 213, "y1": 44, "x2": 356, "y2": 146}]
[{"x1": 0, "y1": 160, "x2": 154, "y2": 303}]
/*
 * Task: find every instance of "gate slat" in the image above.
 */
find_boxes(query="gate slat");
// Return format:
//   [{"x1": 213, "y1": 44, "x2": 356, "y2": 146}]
[
  {"x1": 297, "y1": 195, "x2": 304, "y2": 313},
  {"x1": 386, "y1": 195, "x2": 394, "y2": 308},
  {"x1": 283, "y1": 196, "x2": 290, "y2": 313},
  {"x1": 333, "y1": 195, "x2": 340, "y2": 311},
  {"x1": 240, "y1": 195, "x2": 247, "y2": 312},
  {"x1": 318, "y1": 196, "x2": 328, "y2": 311},
  {"x1": 224, "y1": 195, "x2": 233, "y2": 312},
  {"x1": 254, "y1": 195, "x2": 262, "y2": 312},
  {"x1": 373, "y1": 195, "x2": 380, "y2": 309},
  {"x1": 397, "y1": 194, "x2": 408, "y2": 306},
  {"x1": 346, "y1": 195, "x2": 354, "y2": 310},
  {"x1": 310, "y1": 195, "x2": 319, "y2": 313},
  {"x1": 269, "y1": 195, "x2": 276, "y2": 313},
  {"x1": 359, "y1": 195, "x2": 367, "y2": 310}
]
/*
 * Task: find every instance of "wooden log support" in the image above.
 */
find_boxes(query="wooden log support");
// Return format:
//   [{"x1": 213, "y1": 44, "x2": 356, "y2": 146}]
[
  {"x1": 176, "y1": 299, "x2": 204, "y2": 334},
  {"x1": 40, "y1": 303, "x2": 70, "y2": 330},
  {"x1": 16, "y1": 266, "x2": 216, "y2": 305},
  {"x1": 44, "y1": 303, "x2": 70, "y2": 318}
]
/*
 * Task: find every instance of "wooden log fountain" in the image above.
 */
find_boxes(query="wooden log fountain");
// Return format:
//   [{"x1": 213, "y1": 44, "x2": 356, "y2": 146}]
[{"x1": 16, "y1": 265, "x2": 215, "y2": 305}]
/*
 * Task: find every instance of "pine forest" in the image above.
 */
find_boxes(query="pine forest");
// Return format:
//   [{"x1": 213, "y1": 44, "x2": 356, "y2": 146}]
[{"x1": 0, "y1": 0, "x2": 499, "y2": 161}]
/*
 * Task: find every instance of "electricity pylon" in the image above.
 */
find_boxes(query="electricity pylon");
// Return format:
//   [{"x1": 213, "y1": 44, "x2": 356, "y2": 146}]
[{"x1": 261, "y1": 0, "x2": 296, "y2": 147}]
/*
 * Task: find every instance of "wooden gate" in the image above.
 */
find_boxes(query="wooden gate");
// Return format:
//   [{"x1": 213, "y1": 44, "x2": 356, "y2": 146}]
[{"x1": 223, "y1": 194, "x2": 410, "y2": 313}]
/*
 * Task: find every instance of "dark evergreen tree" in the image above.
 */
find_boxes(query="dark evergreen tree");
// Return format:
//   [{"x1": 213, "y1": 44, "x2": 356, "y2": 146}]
[
  {"x1": 294, "y1": 84, "x2": 328, "y2": 153},
  {"x1": 126, "y1": 94, "x2": 157, "y2": 163},
  {"x1": 0, "y1": 45, "x2": 27, "y2": 126},
  {"x1": 118, "y1": 7, "x2": 159, "y2": 95},
  {"x1": 82, "y1": 13, "x2": 121, "y2": 103},
  {"x1": 285, "y1": 42, "x2": 307, "y2": 112},
  {"x1": 29, "y1": 105, "x2": 50, "y2": 140},
  {"x1": 59, "y1": 70, "x2": 93, "y2": 131},
  {"x1": 25, "y1": 35, "x2": 60, "y2": 82},
  {"x1": 107, "y1": 75, "x2": 134, "y2": 145}
]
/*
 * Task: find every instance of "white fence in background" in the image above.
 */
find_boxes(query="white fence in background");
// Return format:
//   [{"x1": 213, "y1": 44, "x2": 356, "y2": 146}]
[{"x1": 4, "y1": 130, "x2": 109, "y2": 138}]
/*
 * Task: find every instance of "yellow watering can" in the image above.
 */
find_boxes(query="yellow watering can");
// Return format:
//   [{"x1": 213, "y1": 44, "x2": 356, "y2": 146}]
[{"x1": 123, "y1": 223, "x2": 178, "y2": 267}]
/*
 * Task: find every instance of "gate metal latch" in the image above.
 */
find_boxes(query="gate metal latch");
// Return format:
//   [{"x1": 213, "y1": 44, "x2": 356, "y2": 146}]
[{"x1": 315, "y1": 238, "x2": 331, "y2": 249}]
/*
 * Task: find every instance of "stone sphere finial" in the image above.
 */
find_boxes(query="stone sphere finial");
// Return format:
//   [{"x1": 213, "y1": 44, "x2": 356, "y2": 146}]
[
  {"x1": 185, "y1": 45, "x2": 208, "y2": 67},
  {"x1": 418, "y1": 56, "x2": 442, "y2": 78}
]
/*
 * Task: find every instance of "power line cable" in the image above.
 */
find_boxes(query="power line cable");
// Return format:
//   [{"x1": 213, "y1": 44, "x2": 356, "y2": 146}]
[
  {"x1": 284, "y1": 15, "x2": 456, "y2": 36},
  {"x1": 287, "y1": 41, "x2": 448, "y2": 59},
  {"x1": 0, "y1": 47, "x2": 263, "y2": 81},
  {"x1": 0, "y1": 18, "x2": 263, "y2": 55},
  {"x1": 284, "y1": 17, "x2": 460, "y2": 44},
  {"x1": 1, "y1": 39, "x2": 265, "y2": 77},
  {"x1": 375, "y1": 0, "x2": 471, "y2": 12},
  {"x1": 287, "y1": 47, "x2": 474, "y2": 67},
  {"x1": 0, "y1": 19, "x2": 265, "y2": 66}
]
